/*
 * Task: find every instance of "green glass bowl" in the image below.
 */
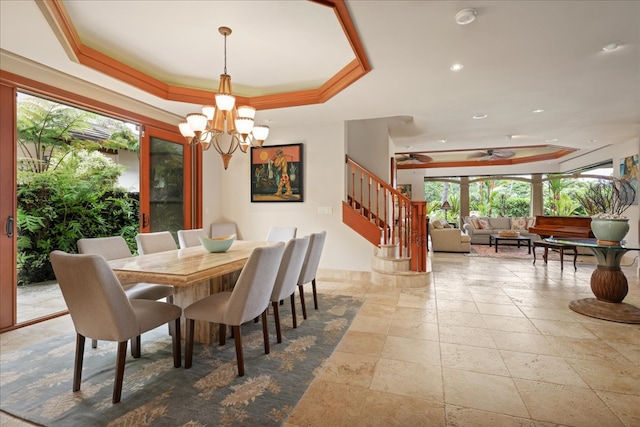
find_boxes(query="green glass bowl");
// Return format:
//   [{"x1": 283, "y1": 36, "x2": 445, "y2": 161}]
[{"x1": 198, "y1": 234, "x2": 236, "y2": 253}]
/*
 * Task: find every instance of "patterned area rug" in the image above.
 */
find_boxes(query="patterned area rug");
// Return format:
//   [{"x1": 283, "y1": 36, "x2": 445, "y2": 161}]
[
  {"x1": 466, "y1": 244, "x2": 637, "y2": 266},
  {"x1": 0, "y1": 293, "x2": 362, "y2": 426}
]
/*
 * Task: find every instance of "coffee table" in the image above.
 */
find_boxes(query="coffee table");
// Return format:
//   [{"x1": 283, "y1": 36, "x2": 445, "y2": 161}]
[{"x1": 489, "y1": 234, "x2": 532, "y2": 254}]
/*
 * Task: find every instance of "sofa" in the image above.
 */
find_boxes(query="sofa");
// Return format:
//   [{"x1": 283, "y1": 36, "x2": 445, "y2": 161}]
[
  {"x1": 462, "y1": 216, "x2": 539, "y2": 245},
  {"x1": 429, "y1": 218, "x2": 471, "y2": 252}
]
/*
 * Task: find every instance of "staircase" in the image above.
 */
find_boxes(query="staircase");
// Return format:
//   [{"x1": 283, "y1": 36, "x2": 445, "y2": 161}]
[{"x1": 343, "y1": 156, "x2": 431, "y2": 287}]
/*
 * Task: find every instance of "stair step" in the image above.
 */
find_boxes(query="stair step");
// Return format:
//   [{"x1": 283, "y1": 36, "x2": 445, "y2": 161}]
[
  {"x1": 370, "y1": 267, "x2": 431, "y2": 288},
  {"x1": 372, "y1": 255, "x2": 411, "y2": 272}
]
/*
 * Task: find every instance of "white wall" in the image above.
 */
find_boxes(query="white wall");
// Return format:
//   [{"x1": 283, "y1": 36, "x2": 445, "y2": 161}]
[{"x1": 207, "y1": 123, "x2": 374, "y2": 272}]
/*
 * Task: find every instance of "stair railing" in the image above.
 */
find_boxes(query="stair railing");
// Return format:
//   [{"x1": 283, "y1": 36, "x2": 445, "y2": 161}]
[{"x1": 344, "y1": 155, "x2": 427, "y2": 272}]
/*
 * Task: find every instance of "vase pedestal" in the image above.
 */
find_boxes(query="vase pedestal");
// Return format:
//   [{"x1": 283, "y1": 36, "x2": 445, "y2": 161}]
[{"x1": 568, "y1": 245, "x2": 640, "y2": 324}]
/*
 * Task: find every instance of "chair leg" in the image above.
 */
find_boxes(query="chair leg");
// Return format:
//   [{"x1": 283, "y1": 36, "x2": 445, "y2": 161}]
[
  {"x1": 185, "y1": 319, "x2": 195, "y2": 369},
  {"x1": 290, "y1": 294, "x2": 297, "y2": 329},
  {"x1": 232, "y1": 325, "x2": 244, "y2": 376},
  {"x1": 172, "y1": 318, "x2": 181, "y2": 368},
  {"x1": 299, "y1": 285, "x2": 308, "y2": 319},
  {"x1": 261, "y1": 310, "x2": 270, "y2": 354},
  {"x1": 312, "y1": 278, "x2": 319, "y2": 310},
  {"x1": 131, "y1": 335, "x2": 141, "y2": 358},
  {"x1": 73, "y1": 334, "x2": 86, "y2": 392},
  {"x1": 91, "y1": 339, "x2": 98, "y2": 349},
  {"x1": 272, "y1": 301, "x2": 282, "y2": 343},
  {"x1": 220, "y1": 323, "x2": 226, "y2": 346},
  {"x1": 113, "y1": 341, "x2": 128, "y2": 404}
]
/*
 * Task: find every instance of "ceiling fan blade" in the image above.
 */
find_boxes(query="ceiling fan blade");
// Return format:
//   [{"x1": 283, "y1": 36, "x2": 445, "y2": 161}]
[
  {"x1": 491, "y1": 150, "x2": 516, "y2": 159},
  {"x1": 468, "y1": 151, "x2": 488, "y2": 159},
  {"x1": 413, "y1": 154, "x2": 433, "y2": 163}
]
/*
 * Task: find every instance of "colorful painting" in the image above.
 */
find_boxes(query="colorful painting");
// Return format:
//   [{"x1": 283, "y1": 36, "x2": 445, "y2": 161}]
[
  {"x1": 251, "y1": 143, "x2": 303, "y2": 202},
  {"x1": 620, "y1": 154, "x2": 638, "y2": 204},
  {"x1": 397, "y1": 184, "x2": 412, "y2": 199}
]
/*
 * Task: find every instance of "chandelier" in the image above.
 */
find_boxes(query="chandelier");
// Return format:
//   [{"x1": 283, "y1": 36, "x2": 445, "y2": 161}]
[{"x1": 178, "y1": 26, "x2": 270, "y2": 169}]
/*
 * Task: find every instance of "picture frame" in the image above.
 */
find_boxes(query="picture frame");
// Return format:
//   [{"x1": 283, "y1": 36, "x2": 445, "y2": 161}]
[
  {"x1": 251, "y1": 143, "x2": 304, "y2": 202},
  {"x1": 620, "y1": 154, "x2": 638, "y2": 205}
]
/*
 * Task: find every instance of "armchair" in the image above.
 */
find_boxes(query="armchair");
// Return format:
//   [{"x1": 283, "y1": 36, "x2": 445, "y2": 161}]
[{"x1": 429, "y1": 219, "x2": 471, "y2": 253}]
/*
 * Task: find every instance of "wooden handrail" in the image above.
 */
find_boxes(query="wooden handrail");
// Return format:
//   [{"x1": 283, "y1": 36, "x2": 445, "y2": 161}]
[{"x1": 344, "y1": 155, "x2": 427, "y2": 272}]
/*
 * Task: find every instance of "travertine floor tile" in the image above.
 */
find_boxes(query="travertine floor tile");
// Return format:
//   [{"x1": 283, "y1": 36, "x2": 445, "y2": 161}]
[
  {"x1": 388, "y1": 318, "x2": 439, "y2": 340},
  {"x1": 349, "y1": 314, "x2": 392, "y2": 335},
  {"x1": 500, "y1": 350, "x2": 588, "y2": 386},
  {"x1": 445, "y1": 405, "x2": 538, "y2": 427},
  {"x1": 336, "y1": 330, "x2": 386, "y2": 356},
  {"x1": 287, "y1": 380, "x2": 367, "y2": 427},
  {"x1": 568, "y1": 357, "x2": 640, "y2": 395},
  {"x1": 595, "y1": 390, "x2": 640, "y2": 426},
  {"x1": 515, "y1": 378, "x2": 624, "y2": 427},
  {"x1": 442, "y1": 368, "x2": 529, "y2": 417},
  {"x1": 381, "y1": 335, "x2": 441, "y2": 366},
  {"x1": 438, "y1": 324, "x2": 496, "y2": 348},
  {"x1": 370, "y1": 358, "x2": 443, "y2": 403},
  {"x1": 440, "y1": 343, "x2": 510, "y2": 376},
  {"x1": 315, "y1": 350, "x2": 377, "y2": 388},
  {"x1": 356, "y1": 389, "x2": 445, "y2": 427}
]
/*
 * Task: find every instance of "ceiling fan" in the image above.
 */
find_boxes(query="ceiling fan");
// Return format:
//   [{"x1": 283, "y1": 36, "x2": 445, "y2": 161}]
[
  {"x1": 395, "y1": 153, "x2": 433, "y2": 165},
  {"x1": 467, "y1": 149, "x2": 516, "y2": 161}
]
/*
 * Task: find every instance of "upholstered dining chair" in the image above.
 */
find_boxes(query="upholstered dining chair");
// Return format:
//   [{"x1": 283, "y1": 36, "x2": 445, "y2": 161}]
[
  {"x1": 297, "y1": 231, "x2": 327, "y2": 319},
  {"x1": 177, "y1": 228, "x2": 208, "y2": 249},
  {"x1": 210, "y1": 222, "x2": 238, "y2": 239},
  {"x1": 184, "y1": 242, "x2": 285, "y2": 376},
  {"x1": 135, "y1": 231, "x2": 178, "y2": 255},
  {"x1": 77, "y1": 236, "x2": 175, "y2": 350},
  {"x1": 269, "y1": 236, "x2": 309, "y2": 343},
  {"x1": 265, "y1": 226, "x2": 297, "y2": 242},
  {"x1": 49, "y1": 250, "x2": 182, "y2": 404}
]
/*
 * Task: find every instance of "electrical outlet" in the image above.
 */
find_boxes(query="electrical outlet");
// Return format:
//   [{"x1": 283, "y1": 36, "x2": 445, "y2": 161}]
[{"x1": 317, "y1": 207, "x2": 333, "y2": 215}]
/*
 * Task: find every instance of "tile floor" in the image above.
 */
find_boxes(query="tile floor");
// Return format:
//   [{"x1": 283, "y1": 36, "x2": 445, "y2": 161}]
[{"x1": 2, "y1": 251, "x2": 640, "y2": 426}]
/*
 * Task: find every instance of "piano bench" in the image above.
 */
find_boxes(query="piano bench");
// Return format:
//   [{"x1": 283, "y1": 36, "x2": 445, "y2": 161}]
[{"x1": 533, "y1": 240, "x2": 577, "y2": 271}]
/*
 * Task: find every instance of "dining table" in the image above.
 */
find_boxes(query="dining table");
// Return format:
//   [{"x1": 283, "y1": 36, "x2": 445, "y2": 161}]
[{"x1": 108, "y1": 240, "x2": 273, "y2": 343}]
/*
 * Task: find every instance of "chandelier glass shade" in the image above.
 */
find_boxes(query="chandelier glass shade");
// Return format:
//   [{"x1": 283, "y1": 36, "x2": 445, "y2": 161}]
[{"x1": 178, "y1": 27, "x2": 269, "y2": 169}]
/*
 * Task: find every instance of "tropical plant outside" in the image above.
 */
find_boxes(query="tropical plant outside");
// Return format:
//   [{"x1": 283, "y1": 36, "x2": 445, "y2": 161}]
[{"x1": 16, "y1": 94, "x2": 140, "y2": 285}]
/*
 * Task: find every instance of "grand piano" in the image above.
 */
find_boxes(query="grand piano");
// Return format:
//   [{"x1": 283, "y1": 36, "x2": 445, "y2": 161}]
[{"x1": 528, "y1": 215, "x2": 594, "y2": 238}]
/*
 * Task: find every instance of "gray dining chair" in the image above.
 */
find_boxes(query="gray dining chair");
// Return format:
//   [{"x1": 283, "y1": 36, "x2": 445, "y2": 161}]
[
  {"x1": 297, "y1": 231, "x2": 327, "y2": 319},
  {"x1": 136, "y1": 231, "x2": 178, "y2": 255},
  {"x1": 266, "y1": 226, "x2": 297, "y2": 243},
  {"x1": 184, "y1": 242, "x2": 285, "y2": 376},
  {"x1": 177, "y1": 228, "x2": 208, "y2": 249},
  {"x1": 210, "y1": 222, "x2": 238, "y2": 239},
  {"x1": 77, "y1": 236, "x2": 175, "y2": 350},
  {"x1": 270, "y1": 236, "x2": 310, "y2": 343},
  {"x1": 49, "y1": 250, "x2": 182, "y2": 404}
]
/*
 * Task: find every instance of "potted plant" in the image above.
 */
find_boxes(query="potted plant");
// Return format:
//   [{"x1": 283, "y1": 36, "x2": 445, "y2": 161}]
[{"x1": 575, "y1": 177, "x2": 636, "y2": 245}]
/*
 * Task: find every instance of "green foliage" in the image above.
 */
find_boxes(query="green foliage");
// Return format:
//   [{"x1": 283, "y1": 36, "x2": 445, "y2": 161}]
[{"x1": 16, "y1": 153, "x2": 139, "y2": 286}]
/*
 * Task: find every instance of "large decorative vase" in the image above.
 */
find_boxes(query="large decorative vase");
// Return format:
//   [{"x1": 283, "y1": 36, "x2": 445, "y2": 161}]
[{"x1": 590, "y1": 218, "x2": 629, "y2": 245}]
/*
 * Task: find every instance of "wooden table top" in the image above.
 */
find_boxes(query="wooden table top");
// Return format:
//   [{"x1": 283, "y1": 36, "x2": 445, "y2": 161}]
[{"x1": 108, "y1": 240, "x2": 272, "y2": 286}]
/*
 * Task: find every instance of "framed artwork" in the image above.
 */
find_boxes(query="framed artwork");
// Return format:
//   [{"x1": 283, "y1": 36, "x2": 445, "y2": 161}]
[
  {"x1": 397, "y1": 184, "x2": 412, "y2": 199},
  {"x1": 620, "y1": 154, "x2": 638, "y2": 204},
  {"x1": 251, "y1": 143, "x2": 304, "y2": 202}
]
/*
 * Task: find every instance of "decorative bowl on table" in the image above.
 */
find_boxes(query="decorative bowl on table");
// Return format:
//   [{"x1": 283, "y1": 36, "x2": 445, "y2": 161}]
[{"x1": 198, "y1": 234, "x2": 236, "y2": 253}]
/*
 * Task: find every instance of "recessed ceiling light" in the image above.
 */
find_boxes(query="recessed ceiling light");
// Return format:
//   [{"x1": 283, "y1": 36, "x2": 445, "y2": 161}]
[
  {"x1": 545, "y1": 138, "x2": 558, "y2": 143},
  {"x1": 439, "y1": 139, "x2": 447, "y2": 144},
  {"x1": 455, "y1": 8, "x2": 477, "y2": 25},
  {"x1": 602, "y1": 43, "x2": 620, "y2": 52},
  {"x1": 472, "y1": 114, "x2": 488, "y2": 120},
  {"x1": 532, "y1": 109, "x2": 544, "y2": 113},
  {"x1": 450, "y1": 63, "x2": 464, "y2": 71},
  {"x1": 589, "y1": 139, "x2": 597, "y2": 143}
]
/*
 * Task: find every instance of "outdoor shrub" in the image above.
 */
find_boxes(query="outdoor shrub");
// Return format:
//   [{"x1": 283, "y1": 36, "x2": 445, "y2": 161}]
[{"x1": 17, "y1": 153, "x2": 139, "y2": 286}]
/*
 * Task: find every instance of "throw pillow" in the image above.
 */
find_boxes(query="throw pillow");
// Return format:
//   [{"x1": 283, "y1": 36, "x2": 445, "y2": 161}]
[
  {"x1": 470, "y1": 218, "x2": 481, "y2": 229},
  {"x1": 478, "y1": 218, "x2": 493, "y2": 229},
  {"x1": 527, "y1": 217, "x2": 536, "y2": 228},
  {"x1": 443, "y1": 222, "x2": 453, "y2": 228},
  {"x1": 511, "y1": 217, "x2": 527, "y2": 230},
  {"x1": 432, "y1": 219, "x2": 444, "y2": 229}
]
